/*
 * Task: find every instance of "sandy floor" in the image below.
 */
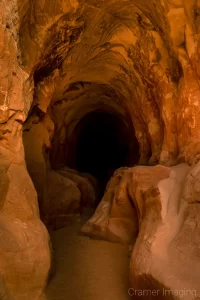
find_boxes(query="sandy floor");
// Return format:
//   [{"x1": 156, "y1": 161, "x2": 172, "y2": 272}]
[{"x1": 41, "y1": 210, "x2": 132, "y2": 300}]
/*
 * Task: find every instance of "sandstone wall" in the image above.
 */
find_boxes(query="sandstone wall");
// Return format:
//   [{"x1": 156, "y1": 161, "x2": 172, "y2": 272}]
[{"x1": 1, "y1": 0, "x2": 200, "y2": 299}]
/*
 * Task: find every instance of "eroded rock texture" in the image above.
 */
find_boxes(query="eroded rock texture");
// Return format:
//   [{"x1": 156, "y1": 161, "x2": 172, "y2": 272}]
[
  {"x1": 83, "y1": 163, "x2": 200, "y2": 298},
  {"x1": 0, "y1": 1, "x2": 51, "y2": 299},
  {"x1": 1, "y1": 0, "x2": 200, "y2": 299}
]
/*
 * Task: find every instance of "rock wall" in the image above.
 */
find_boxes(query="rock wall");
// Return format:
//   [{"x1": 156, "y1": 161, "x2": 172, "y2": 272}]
[
  {"x1": 17, "y1": 0, "x2": 200, "y2": 168},
  {"x1": 0, "y1": 1, "x2": 51, "y2": 298},
  {"x1": 1, "y1": 0, "x2": 200, "y2": 299},
  {"x1": 83, "y1": 163, "x2": 200, "y2": 299}
]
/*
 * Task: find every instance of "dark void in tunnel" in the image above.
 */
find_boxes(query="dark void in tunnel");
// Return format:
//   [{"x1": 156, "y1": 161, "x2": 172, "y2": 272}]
[{"x1": 71, "y1": 111, "x2": 140, "y2": 197}]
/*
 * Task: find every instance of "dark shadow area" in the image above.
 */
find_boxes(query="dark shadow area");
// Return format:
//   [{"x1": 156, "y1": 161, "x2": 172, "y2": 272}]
[
  {"x1": 76, "y1": 112, "x2": 128, "y2": 177},
  {"x1": 70, "y1": 111, "x2": 139, "y2": 199}
]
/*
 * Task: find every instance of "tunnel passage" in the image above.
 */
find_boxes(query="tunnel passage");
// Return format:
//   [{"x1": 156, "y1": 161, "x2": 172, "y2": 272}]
[{"x1": 66, "y1": 111, "x2": 140, "y2": 198}]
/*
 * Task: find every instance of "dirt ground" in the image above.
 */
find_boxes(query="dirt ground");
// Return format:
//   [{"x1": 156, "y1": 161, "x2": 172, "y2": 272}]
[{"x1": 41, "y1": 209, "x2": 132, "y2": 300}]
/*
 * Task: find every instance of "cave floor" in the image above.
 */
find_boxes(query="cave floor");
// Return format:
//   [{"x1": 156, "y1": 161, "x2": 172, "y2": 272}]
[{"x1": 41, "y1": 208, "x2": 131, "y2": 300}]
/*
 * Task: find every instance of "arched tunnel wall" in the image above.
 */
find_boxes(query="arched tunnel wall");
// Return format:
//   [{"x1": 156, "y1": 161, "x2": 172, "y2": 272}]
[
  {"x1": 2, "y1": 0, "x2": 200, "y2": 299},
  {"x1": 22, "y1": 81, "x2": 142, "y2": 215}
]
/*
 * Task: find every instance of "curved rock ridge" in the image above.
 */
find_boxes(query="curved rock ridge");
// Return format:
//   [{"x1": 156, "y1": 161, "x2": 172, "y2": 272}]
[
  {"x1": 1, "y1": 0, "x2": 200, "y2": 299},
  {"x1": 17, "y1": 0, "x2": 200, "y2": 167},
  {"x1": 83, "y1": 163, "x2": 200, "y2": 299}
]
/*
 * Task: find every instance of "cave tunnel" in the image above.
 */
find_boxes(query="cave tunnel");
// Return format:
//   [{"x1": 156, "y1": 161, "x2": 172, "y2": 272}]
[
  {"x1": 3, "y1": 1, "x2": 200, "y2": 299},
  {"x1": 66, "y1": 110, "x2": 140, "y2": 199}
]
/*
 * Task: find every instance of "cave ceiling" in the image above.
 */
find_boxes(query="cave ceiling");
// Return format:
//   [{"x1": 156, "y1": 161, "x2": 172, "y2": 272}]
[{"x1": 2, "y1": 0, "x2": 200, "y2": 166}]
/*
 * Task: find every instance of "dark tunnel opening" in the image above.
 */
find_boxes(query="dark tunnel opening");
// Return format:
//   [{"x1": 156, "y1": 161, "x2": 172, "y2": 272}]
[{"x1": 69, "y1": 111, "x2": 140, "y2": 200}]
